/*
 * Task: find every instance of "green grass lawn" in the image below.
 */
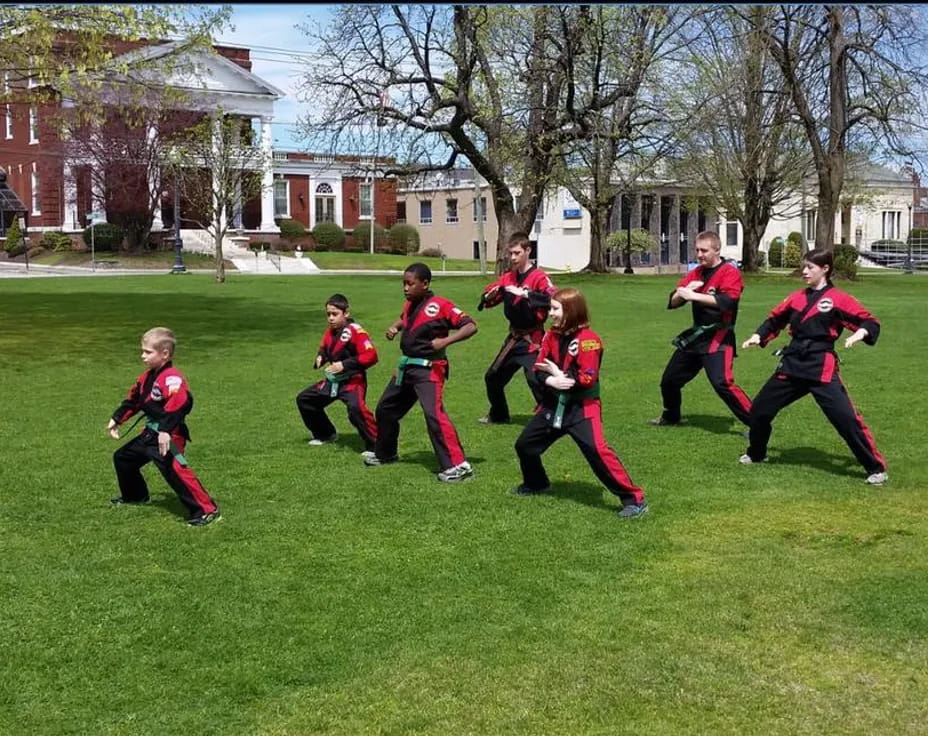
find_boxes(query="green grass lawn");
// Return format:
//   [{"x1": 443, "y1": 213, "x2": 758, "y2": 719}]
[
  {"x1": 305, "y1": 251, "x2": 484, "y2": 271},
  {"x1": 1, "y1": 272, "x2": 926, "y2": 735}
]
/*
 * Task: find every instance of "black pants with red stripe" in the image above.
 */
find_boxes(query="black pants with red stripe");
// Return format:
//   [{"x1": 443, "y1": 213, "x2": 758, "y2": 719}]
[
  {"x1": 296, "y1": 381, "x2": 377, "y2": 451},
  {"x1": 745, "y1": 373, "x2": 886, "y2": 474},
  {"x1": 659, "y1": 346, "x2": 752, "y2": 425},
  {"x1": 373, "y1": 365, "x2": 466, "y2": 471},
  {"x1": 514, "y1": 402, "x2": 645, "y2": 506},
  {"x1": 485, "y1": 335, "x2": 544, "y2": 423},
  {"x1": 113, "y1": 430, "x2": 218, "y2": 518}
]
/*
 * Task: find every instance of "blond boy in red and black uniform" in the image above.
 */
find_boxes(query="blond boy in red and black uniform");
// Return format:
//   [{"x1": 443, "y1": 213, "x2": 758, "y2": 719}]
[
  {"x1": 366, "y1": 263, "x2": 478, "y2": 482},
  {"x1": 296, "y1": 293, "x2": 379, "y2": 456},
  {"x1": 514, "y1": 288, "x2": 648, "y2": 518},
  {"x1": 650, "y1": 230, "x2": 752, "y2": 427},
  {"x1": 107, "y1": 327, "x2": 220, "y2": 526},
  {"x1": 478, "y1": 232, "x2": 556, "y2": 424},
  {"x1": 741, "y1": 249, "x2": 887, "y2": 484}
]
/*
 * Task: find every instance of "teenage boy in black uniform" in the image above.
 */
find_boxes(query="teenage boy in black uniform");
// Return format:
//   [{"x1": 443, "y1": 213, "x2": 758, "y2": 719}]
[
  {"x1": 649, "y1": 230, "x2": 752, "y2": 428},
  {"x1": 477, "y1": 231, "x2": 556, "y2": 425},
  {"x1": 366, "y1": 263, "x2": 478, "y2": 482}
]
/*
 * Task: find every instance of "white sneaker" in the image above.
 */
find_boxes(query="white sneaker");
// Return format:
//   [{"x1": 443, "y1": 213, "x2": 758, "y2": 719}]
[
  {"x1": 360, "y1": 450, "x2": 376, "y2": 460},
  {"x1": 738, "y1": 454, "x2": 754, "y2": 465},
  {"x1": 437, "y1": 461, "x2": 474, "y2": 483},
  {"x1": 308, "y1": 433, "x2": 337, "y2": 446},
  {"x1": 866, "y1": 471, "x2": 888, "y2": 486}
]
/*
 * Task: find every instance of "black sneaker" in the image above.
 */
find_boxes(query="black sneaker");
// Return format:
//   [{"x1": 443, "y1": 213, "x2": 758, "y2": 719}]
[
  {"x1": 511, "y1": 484, "x2": 551, "y2": 495},
  {"x1": 364, "y1": 454, "x2": 398, "y2": 466},
  {"x1": 110, "y1": 496, "x2": 150, "y2": 505},
  {"x1": 647, "y1": 417, "x2": 680, "y2": 426},
  {"x1": 187, "y1": 509, "x2": 222, "y2": 527},
  {"x1": 617, "y1": 502, "x2": 649, "y2": 519}
]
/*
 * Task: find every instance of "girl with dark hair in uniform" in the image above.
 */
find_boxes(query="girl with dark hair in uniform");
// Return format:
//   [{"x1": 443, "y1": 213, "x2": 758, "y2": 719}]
[{"x1": 740, "y1": 248, "x2": 887, "y2": 484}]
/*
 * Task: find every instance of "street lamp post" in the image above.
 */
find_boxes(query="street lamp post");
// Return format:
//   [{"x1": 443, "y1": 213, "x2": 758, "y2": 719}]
[
  {"x1": 624, "y1": 212, "x2": 634, "y2": 274},
  {"x1": 904, "y1": 203, "x2": 914, "y2": 274},
  {"x1": 171, "y1": 173, "x2": 186, "y2": 274}
]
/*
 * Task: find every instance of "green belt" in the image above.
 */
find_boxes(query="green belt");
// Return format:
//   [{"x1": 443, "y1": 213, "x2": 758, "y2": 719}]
[
  {"x1": 144, "y1": 420, "x2": 188, "y2": 466},
  {"x1": 672, "y1": 322, "x2": 729, "y2": 350},
  {"x1": 396, "y1": 356, "x2": 433, "y2": 384},
  {"x1": 553, "y1": 385, "x2": 601, "y2": 429},
  {"x1": 324, "y1": 370, "x2": 350, "y2": 397}
]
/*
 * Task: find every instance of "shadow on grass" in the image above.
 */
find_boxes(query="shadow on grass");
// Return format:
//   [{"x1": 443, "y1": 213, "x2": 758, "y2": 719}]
[
  {"x1": 770, "y1": 445, "x2": 861, "y2": 478},
  {"x1": 396, "y1": 450, "x2": 488, "y2": 472},
  {"x1": 681, "y1": 413, "x2": 743, "y2": 437},
  {"x1": 545, "y1": 480, "x2": 618, "y2": 513},
  {"x1": 149, "y1": 494, "x2": 190, "y2": 520}
]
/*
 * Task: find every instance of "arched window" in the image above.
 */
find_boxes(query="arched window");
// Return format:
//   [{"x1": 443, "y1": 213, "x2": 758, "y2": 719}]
[{"x1": 315, "y1": 182, "x2": 336, "y2": 224}]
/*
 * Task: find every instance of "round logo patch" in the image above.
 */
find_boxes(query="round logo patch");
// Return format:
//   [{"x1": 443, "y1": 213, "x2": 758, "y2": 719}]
[
  {"x1": 568, "y1": 339, "x2": 579, "y2": 356},
  {"x1": 817, "y1": 298, "x2": 834, "y2": 313},
  {"x1": 340, "y1": 328, "x2": 352, "y2": 342},
  {"x1": 150, "y1": 385, "x2": 163, "y2": 400},
  {"x1": 424, "y1": 302, "x2": 440, "y2": 318}
]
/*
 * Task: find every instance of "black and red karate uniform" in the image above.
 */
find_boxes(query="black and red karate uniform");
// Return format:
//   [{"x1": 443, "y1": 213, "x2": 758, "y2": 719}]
[
  {"x1": 515, "y1": 327, "x2": 645, "y2": 506},
  {"x1": 373, "y1": 291, "x2": 473, "y2": 470},
  {"x1": 744, "y1": 284, "x2": 886, "y2": 475},
  {"x1": 480, "y1": 266, "x2": 556, "y2": 422},
  {"x1": 296, "y1": 322, "x2": 379, "y2": 450},
  {"x1": 658, "y1": 260, "x2": 752, "y2": 425},
  {"x1": 111, "y1": 363, "x2": 218, "y2": 519}
]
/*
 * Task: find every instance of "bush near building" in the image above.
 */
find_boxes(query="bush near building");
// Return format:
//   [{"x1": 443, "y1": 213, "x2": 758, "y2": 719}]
[
  {"x1": 833, "y1": 244, "x2": 859, "y2": 280},
  {"x1": 351, "y1": 222, "x2": 389, "y2": 253},
  {"x1": 310, "y1": 223, "x2": 346, "y2": 251},
  {"x1": 277, "y1": 218, "x2": 307, "y2": 241},
  {"x1": 40, "y1": 232, "x2": 74, "y2": 252},
  {"x1": 767, "y1": 236, "x2": 785, "y2": 267},
  {"x1": 784, "y1": 239, "x2": 802, "y2": 268},
  {"x1": 81, "y1": 223, "x2": 125, "y2": 252},
  {"x1": 388, "y1": 223, "x2": 420, "y2": 255}
]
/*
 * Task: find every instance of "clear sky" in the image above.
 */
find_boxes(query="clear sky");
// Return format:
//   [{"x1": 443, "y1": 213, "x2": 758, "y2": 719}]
[{"x1": 211, "y1": 4, "x2": 335, "y2": 151}]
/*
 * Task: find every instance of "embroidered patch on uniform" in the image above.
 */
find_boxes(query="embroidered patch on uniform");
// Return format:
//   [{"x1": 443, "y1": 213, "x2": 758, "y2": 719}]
[
  {"x1": 581, "y1": 339, "x2": 601, "y2": 352},
  {"x1": 353, "y1": 324, "x2": 367, "y2": 334},
  {"x1": 425, "y1": 302, "x2": 440, "y2": 317},
  {"x1": 363, "y1": 340, "x2": 373, "y2": 350},
  {"x1": 150, "y1": 385, "x2": 163, "y2": 400},
  {"x1": 340, "y1": 328, "x2": 352, "y2": 342},
  {"x1": 165, "y1": 375, "x2": 183, "y2": 396},
  {"x1": 818, "y1": 298, "x2": 834, "y2": 313},
  {"x1": 452, "y1": 307, "x2": 463, "y2": 316},
  {"x1": 568, "y1": 339, "x2": 579, "y2": 356}
]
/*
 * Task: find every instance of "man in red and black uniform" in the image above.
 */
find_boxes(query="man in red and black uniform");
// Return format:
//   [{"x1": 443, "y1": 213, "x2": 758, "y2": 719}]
[
  {"x1": 296, "y1": 293, "x2": 379, "y2": 455},
  {"x1": 366, "y1": 262, "x2": 479, "y2": 482},
  {"x1": 478, "y1": 231, "x2": 556, "y2": 424},
  {"x1": 740, "y1": 248, "x2": 887, "y2": 483},
  {"x1": 107, "y1": 327, "x2": 220, "y2": 526},
  {"x1": 649, "y1": 230, "x2": 752, "y2": 427}
]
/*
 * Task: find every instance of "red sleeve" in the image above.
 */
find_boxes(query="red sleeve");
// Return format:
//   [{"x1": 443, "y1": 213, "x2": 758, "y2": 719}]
[
  {"x1": 481, "y1": 276, "x2": 505, "y2": 308},
  {"x1": 350, "y1": 325, "x2": 379, "y2": 368},
  {"x1": 757, "y1": 292, "x2": 798, "y2": 346},
  {"x1": 444, "y1": 299, "x2": 473, "y2": 329},
  {"x1": 834, "y1": 292, "x2": 881, "y2": 345},
  {"x1": 112, "y1": 370, "x2": 147, "y2": 424},
  {"x1": 157, "y1": 370, "x2": 191, "y2": 433},
  {"x1": 573, "y1": 331, "x2": 603, "y2": 388}
]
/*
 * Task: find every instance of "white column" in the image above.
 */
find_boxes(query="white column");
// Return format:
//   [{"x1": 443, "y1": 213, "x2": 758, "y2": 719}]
[
  {"x1": 147, "y1": 123, "x2": 163, "y2": 231},
  {"x1": 259, "y1": 115, "x2": 278, "y2": 232},
  {"x1": 211, "y1": 116, "x2": 227, "y2": 237},
  {"x1": 61, "y1": 163, "x2": 79, "y2": 230},
  {"x1": 231, "y1": 122, "x2": 243, "y2": 228}
]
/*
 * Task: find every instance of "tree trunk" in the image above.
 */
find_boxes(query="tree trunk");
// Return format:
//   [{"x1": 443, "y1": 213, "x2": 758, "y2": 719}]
[
  {"x1": 587, "y1": 207, "x2": 609, "y2": 272},
  {"x1": 815, "y1": 167, "x2": 840, "y2": 250},
  {"x1": 214, "y1": 231, "x2": 225, "y2": 283}
]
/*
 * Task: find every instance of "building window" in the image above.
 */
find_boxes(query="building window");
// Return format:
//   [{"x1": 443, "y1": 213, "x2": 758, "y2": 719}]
[
  {"x1": 359, "y1": 182, "x2": 372, "y2": 219},
  {"x1": 273, "y1": 178, "x2": 289, "y2": 218},
  {"x1": 31, "y1": 170, "x2": 40, "y2": 215},
  {"x1": 446, "y1": 198, "x2": 458, "y2": 224},
  {"x1": 802, "y1": 209, "x2": 817, "y2": 242},
  {"x1": 726, "y1": 222, "x2": 738, "y2": 247},
  {"x1": 28, "y1": 106, "x2": 38, "y2": 143},
  {"x1": 314, "y1": 182, "x2": 335, "y2": 225},
  {"x1": 473, "y1": 196, "x2": 487, "y2": 222},
  {"x1": 882, "y1": 210, "x2": 901, "y2": 240},
  {"x1": 473, "y1": 240, "x2": 481, "y2": 260},
  {"x1": 396, "y1": 201, "x2": 406, "y2": 224},
  {"x1": 419, "y1": 199, "x2": 432, "y2": 225}
]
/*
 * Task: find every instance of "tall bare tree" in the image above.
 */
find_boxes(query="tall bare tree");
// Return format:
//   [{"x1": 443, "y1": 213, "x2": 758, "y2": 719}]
[
  {"x1": 554, "y1": 6, "x2": 690, "y2": 272},
  {"x1": 670, "y1": 6, "x2": 811, "y2": 270},
  {"x1": 297, "y1": 5, "x2": 633, "y2": 273},
  {"x1": 170, "y1": 113, "x2": 265, "y2": 283},
  {"x1": 751, "y1": 4, "x2": 928, "y2": 250}
]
